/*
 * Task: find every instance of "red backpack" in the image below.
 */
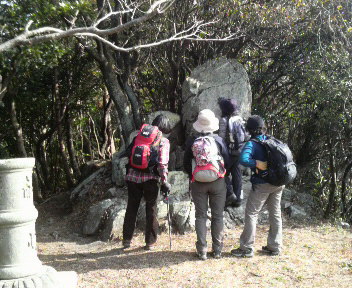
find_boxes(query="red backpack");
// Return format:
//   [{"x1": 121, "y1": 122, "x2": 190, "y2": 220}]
[{"x1": 129, "y1": 124, "x2": 162, "y2": 172}]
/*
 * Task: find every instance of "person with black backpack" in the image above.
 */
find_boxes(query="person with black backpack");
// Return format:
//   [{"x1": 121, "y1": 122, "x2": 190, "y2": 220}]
[
  {"x1": 183, "y1": 109, "x2": 230, "y2": 260},
  {"x1": 122, "y1": 114, "x2": 172, "y2": 251},
  {"x1": 218, "y1": 98, "x2": 248, "y2": 208},
  {"x1": 231, "y1": 115, "x2": 296, "y2": 258}
]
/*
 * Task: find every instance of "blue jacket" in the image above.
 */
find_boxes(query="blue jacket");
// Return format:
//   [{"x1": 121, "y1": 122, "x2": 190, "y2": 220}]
[{"x1": 239, "y1": 134, "x2": 269, "y2": 184}]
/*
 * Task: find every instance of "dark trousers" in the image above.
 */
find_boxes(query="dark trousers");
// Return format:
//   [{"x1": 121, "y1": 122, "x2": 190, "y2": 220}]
[
  {"x1": 123, "y1": 180, "x2": 159, "y2": 245},
  {"x1": 225, "y1": 157, "x2": 242, "y2": 200}
]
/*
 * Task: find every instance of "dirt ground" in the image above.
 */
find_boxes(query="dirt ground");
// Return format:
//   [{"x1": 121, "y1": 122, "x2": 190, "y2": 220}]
[{"x1": 35, "y1": 202, "x2": 352, "y2": 288}]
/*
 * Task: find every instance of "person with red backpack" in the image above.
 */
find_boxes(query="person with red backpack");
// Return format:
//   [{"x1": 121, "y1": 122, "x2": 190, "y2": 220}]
[
  {"x1": 122, "y1": 114, "x2": 172, "y2": 251},
  {"x1": 231, "y1": 115, "x2": 288, "y2": 258},
  {"x1": 183, "y1": 109, "x2": 230, "y2": 260}
]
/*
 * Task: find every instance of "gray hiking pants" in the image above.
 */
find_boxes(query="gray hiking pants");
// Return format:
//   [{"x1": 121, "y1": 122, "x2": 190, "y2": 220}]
[
  {"x1": 240, "y1": 183, "x2": 284, "y2": 252},
  {"x1": 191, "y1": 178, "x2": 226, "y2": 253}
]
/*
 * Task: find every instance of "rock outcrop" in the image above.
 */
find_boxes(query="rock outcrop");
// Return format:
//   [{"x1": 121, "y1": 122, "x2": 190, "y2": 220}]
[{"x1": 182, "y1": 57, "x2": 252, "y2": 136}]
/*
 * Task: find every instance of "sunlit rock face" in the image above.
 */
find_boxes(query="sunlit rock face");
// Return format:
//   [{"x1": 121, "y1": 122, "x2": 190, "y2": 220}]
[{"x1": 182, "y1": 57, "x2": 252, "y2": 136}]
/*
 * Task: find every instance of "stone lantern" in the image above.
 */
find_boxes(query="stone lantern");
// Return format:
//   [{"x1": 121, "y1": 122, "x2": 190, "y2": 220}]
[{"x1": 0, "y1": 158, "x2": 77, "y2": 287}]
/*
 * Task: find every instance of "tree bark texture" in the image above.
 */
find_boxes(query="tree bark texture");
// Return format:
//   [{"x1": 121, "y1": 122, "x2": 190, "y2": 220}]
[
  {"x1": 324, "y1": 139, "x2": 337, "y2": 218},
  {"x1": 53, "y1": 68, "x2": 74, "y2": 188},
  {"x1": 341, "y1": 160, "x2": 352, "y2": 216}
]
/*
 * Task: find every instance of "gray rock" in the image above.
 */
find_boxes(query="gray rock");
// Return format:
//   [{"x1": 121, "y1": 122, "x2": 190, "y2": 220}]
[
  {"x1": 174, "y1": 146, "x2": 185, "y2": 171},
  {"x1": 82, "y1": 199, "x2": 115, "y2": 236},
  {"x1": 338, "y1": 221, "x2": 350, "y2": 229},
  {"x1": 182, "y1": 57, "x2": 252, "y2": 136},
  {"x1": 112, "y1": 156, "x2": 129, "y2": 187},
  {"x1": 286, "y1": 205, "x2": 308, "y2": 220},
  {"x1": 282, "y1": 188, "x2": 296, "y2": 202},
  {"x1": 167, "y1": 171, "x2": 190, "y2": 201},
  {"x1": 291, "y1": 191, "x2": 317, "y2": 215},
  {"x1": 168, "y1": 151, "x2": 176, "y2": 171},
  {"x1": 170, "y1": 201, "x2": 195, "y2": 234},
  {"x1": 104, "y1": 187, "x2": 127, "y2": 199},
  {"x1": 111, "y1": 131, "x2": 138, "y2": 186},
  {"x1": 100, "y1": 199, "x2": 127, "y2": 241}
]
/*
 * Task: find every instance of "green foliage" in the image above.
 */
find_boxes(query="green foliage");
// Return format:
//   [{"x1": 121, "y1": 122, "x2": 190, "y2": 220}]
[{"x1": 0, "y1": 0, "x2": 351, "y2": 219}]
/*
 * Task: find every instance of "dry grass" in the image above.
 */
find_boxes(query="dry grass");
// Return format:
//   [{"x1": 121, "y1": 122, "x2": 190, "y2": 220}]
[{"x1": 36, "y1": 203, "x2": 352, "y2": 288}]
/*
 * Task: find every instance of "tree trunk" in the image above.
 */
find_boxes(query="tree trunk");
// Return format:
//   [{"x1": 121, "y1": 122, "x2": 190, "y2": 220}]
[
  {"x1": 341, "y1": 160, "x2": 352, "y2": 216},
  {"x1": 100, "y1": 90, "x2": 114, "y2": 159},
  {"x1": 35, "y1": 128, "x2": 56, "y2": 193},
  {"x1": 99, "y1": 57, "x2": 136, "y2": 145},
  {"x1": 6, "y1": 89, "x2": 27, "y2": 157},
  {"x1": 53, "y1": 68, "x2": 74, "y2": 188},
  {"x1": 324, "y1": 139, "x2": 337, "y2": 218},
  {"x1": 65, "y1": 111, "x2": 82, "y2": 180}
]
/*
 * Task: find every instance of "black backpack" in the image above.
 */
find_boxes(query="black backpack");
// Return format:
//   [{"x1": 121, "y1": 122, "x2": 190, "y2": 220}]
[{"x1": 252, "y1": 136, "x2": 297, "y2": 186}]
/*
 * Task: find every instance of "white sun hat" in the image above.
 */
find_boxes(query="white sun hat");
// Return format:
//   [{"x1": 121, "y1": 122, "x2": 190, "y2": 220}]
[{"x1": 192, "y1": 109, "x2": 219, "y2": 133}]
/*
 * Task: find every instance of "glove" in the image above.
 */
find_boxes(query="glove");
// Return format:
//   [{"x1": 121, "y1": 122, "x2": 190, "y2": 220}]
[
  {"x1": 160, "y1": 182, "x2": 171, "y2": 198},
  {"x1": 256, "y1": 160, "x2": 268, "y2": 171}
]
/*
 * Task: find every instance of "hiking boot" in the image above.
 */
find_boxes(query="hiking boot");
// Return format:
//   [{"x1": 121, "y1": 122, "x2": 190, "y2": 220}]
[
  {"x1": 262, "y1": 246, "x2": 280, "y2": 256},
  {"x1": 231, "y1": 247, "x2": 254, "y2": 258},
  {"x1": 232, "y1": 199, "x2": 242, "y2": 208},
  {"x1": 196, "y1": 251, "x2": 207, "y2": 261},
  {"x1": 212, "y1": 251, "x2": 222, "y2": 259},
  {"x1": 225, "y1": 194, "x2": 237, "y2": 207},
  {"x1": 122, "y1": 241, "x2": 131, "y2": 249},
  {"x1": 144, "y1": 244, "x2": 155, "y2": 251}
]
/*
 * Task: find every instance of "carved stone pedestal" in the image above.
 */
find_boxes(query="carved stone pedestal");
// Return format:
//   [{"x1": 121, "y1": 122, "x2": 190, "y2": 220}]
[
  {"x1": 0, "y1": 158, "x2": 78, "y2": 288},
  {"x1": 0, "y1": 266, "x2": 77, "y2": 288}
]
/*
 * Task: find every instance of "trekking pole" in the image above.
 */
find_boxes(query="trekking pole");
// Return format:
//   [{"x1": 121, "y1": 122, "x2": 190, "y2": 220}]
[
  {"x1": 166, "y1": 197, "x2": 172, "y2": 250},
  {"x1": 166, "y1": 196, "x2": 172, "y2": 250}
]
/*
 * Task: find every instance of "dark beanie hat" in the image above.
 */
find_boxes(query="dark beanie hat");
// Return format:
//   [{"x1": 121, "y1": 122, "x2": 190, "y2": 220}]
[
  {"x1": 246, "y1": 115, "x2": 265, "y2": 130},
  {"x1": 218, "y1": 98, "x2": 238, "y2": 116}
]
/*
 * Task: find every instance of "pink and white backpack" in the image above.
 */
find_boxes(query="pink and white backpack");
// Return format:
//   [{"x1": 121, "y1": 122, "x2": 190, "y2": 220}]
[{"x1": 191, "y1": 136, "x2": 226, "y2": 182}]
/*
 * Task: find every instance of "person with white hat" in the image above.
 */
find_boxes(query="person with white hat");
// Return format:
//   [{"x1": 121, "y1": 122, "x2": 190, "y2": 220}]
[{"x1": 183, "y1": 109, "x2": 230, "y2": 260}]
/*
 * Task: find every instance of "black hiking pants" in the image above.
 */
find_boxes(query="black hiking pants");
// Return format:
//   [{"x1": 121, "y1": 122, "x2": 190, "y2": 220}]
[{"x1": 123, "y1": 180, "x2": 159, "y2": 245}]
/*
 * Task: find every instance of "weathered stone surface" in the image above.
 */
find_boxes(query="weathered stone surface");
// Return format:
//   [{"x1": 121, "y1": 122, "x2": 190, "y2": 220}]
[
  {"x1": 182, "y1": 57, "x2": 252, "y2": 136},
  {"x1": 168, "y1": 152, "x2": 176, "y2": 171},
  {"x1": 170, "y1": 201, "x2": 195, "y2": 234},
  {"x1": 291, "y1": 191, "x2": 318, "y2": 215},
  {"x1": 104, "y1": 187, "x2": 127, "y2": 199},
  {"x1": 82, "y1": 199, "x2": 115, "y2": 236},
  {"x1": 286, "y1": 205, "x2": 308, "y2": 220},
  {"x1": 167, "y1": 171, "x2": 190, "y2": 200},
  {"x1": 100, "y1": 199, "x2": 127, "y2": 241},
  {"x1": 0, "y1": 158, "x2": 77, "y2": 287},
  {"x1": 0, "y1": 266, "x2": 78, "y2": 288},
  {"x1": 0, "y1": 158, "x2": 42, "y2": 279},
  {"x1": 338, "y1": 221, "x2": 350, "y2": 229},
  {"x1": 282, "y1": 188, "x2": 295, "y2": 202},
  {"x1": 111, "y1": 130, "x2": 137, "y2": 186},
  {"x1": 111, "y1": 155, "x2": 129, "y2": 187}
]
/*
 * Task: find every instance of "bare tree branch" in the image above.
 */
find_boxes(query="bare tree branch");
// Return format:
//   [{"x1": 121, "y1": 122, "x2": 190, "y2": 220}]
[
  {"x1": 0, "y1": 0, "x2": 237, "y2": 53},
  {"x1": 0, "y1": 0, "x2": 173, "y2": 52}
]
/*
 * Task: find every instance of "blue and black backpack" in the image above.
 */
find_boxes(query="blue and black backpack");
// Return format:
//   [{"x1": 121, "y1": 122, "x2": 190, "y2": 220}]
[{"x1": 252, "y1": 136, "x2": 297, "y2": 186}]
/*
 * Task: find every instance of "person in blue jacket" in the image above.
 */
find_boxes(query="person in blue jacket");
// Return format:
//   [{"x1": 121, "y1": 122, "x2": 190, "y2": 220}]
[{"x1": 231, "y1": 115, "x2": 284, "y2": 257}]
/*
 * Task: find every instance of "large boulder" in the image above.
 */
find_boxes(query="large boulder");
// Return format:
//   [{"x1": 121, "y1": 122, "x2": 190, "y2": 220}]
[{"x1": 182, "y1": 57, "x2": 252, "y2": 136}]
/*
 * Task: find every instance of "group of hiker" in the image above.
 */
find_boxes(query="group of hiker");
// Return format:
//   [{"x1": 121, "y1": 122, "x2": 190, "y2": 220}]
[{"x1": 120, "y1": 98, "x2": 296, "y2": 260}]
